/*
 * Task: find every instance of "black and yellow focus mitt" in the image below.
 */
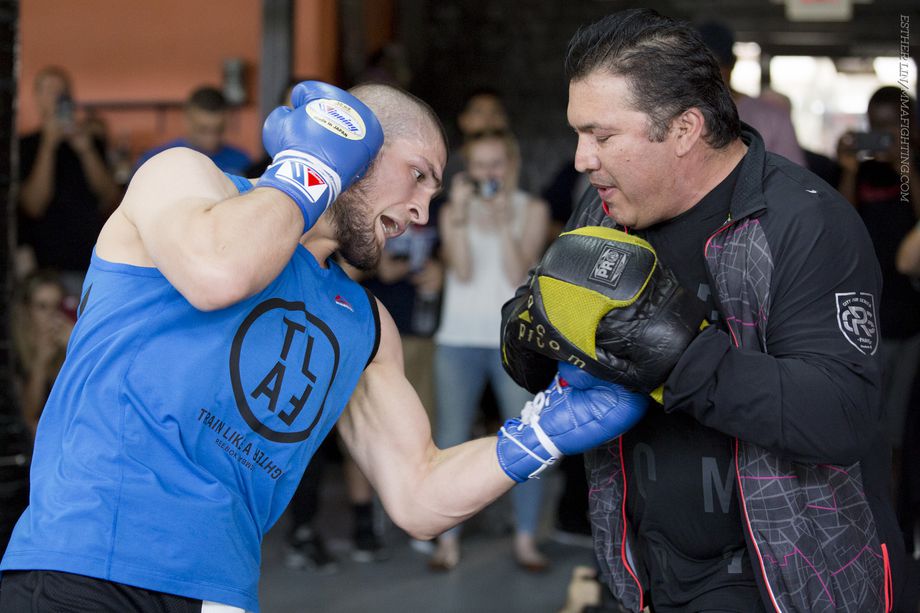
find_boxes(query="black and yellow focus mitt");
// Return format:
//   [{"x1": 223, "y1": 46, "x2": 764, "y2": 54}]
[{"x1": 500, "y1": 226, "x2": 705, "y2": 397}]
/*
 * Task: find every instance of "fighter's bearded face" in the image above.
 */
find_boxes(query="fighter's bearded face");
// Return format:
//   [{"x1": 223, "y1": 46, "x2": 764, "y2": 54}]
[
  {"x1": 328, "y1": 176, "x2": 380, "y2": 271},
  {"x1": 329, "y1": 132, "x2": 446, "y2": 270}
]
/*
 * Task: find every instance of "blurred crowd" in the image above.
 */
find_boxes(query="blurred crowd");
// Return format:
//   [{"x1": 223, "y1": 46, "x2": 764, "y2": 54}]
[{"x1": 8, "y1": 18, "x2": 920, "y2": 612}]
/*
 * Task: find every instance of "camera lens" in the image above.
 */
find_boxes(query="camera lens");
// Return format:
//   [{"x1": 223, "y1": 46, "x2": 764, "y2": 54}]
[{"x1": 479, "y1": 179, "x2": 500, "y2": 199}]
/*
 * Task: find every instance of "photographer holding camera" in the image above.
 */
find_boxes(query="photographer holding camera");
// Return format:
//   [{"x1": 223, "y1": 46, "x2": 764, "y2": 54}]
[
  {"x1": 430, "y1": 129, "x2": 550, "y2": 571},
  {"x1": 838, "y1": 86, "x2": 920, "y2": 555},
  {"x1": 18, "y1": 66, "x2": 120, "y2": 296}
]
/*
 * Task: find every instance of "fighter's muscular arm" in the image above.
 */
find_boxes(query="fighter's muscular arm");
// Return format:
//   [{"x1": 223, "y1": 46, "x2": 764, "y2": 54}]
[
  {"x1": 340, "y1": 299, "x2": 648, "y2": 540},
  {"x1": 96, "y1": 147, "x2": 303, "y2": 311},
  {"x1": 338, "y1": 302, "x2": 513, "y2": 540}
]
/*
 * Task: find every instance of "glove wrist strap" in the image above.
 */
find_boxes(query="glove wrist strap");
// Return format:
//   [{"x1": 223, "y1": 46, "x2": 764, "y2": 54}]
[
  {"x1": 258, "y1": 150, "x2": 344, "y2": 231},
  {"x1": 530, "y1": 416, "x2": 561, "y2": 459},
  {"x1": 496, "y1": 420, "x2": 559, "y2": 483}
]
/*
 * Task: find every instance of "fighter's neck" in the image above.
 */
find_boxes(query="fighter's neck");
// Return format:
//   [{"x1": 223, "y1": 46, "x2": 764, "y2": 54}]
[{"x1": 300, "y1": 218, "x2": 338, "y2": 269}]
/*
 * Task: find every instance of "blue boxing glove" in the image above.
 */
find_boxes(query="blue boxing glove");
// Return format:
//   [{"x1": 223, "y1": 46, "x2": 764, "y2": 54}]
[
  {"x1": 496, "y1": 362, "x2": 648, "y2": 483},
  {"x1": 257, "y1": 81, "x2": 384, "y2": 232}
]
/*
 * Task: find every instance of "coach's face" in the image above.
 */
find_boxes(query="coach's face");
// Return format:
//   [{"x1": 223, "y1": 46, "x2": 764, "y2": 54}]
[{"x1": 568, "y1": 71, "x2": 682, "y2": 230}]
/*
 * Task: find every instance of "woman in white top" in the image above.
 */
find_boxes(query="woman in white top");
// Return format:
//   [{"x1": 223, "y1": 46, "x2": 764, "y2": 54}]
[{"x1": 431, "y1": 130, "x2": 550, "y2": 571}]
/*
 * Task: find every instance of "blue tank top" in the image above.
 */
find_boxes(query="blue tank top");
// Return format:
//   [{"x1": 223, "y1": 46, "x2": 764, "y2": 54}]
[{"x1": 1, "y1": 176, "x2": 380, "y2": 612}]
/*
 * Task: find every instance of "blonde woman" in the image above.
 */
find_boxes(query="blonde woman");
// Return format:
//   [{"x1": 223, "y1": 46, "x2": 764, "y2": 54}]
[
  {"x1": 13, "y1": 270, "x2": 73, "y2": 438},
  {"x1": 432, "y1": 130, "x2": 551, "y2": 571}
]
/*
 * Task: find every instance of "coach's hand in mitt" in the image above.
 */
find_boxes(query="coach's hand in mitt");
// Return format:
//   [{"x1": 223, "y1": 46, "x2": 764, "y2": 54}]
[{"x1": 500, "y1": 226, "x2": 705, "y2": 395}]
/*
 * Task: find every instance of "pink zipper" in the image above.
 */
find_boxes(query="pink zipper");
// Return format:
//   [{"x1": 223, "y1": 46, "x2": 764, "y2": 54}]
[
  {"x1": 618, "y1": 437, "x2": 644, "y2": 611},
  {"x1": 882, "y1": 543, "x2": 892, "y2": 612}
]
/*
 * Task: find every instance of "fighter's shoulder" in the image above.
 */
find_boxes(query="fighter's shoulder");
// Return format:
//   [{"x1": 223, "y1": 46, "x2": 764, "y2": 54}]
[
  {"x1": 129, "y1": 147, "x2": 236, "y2": 203},
  {"x1": 366, "y1": 297, "x2": 404, "y2": 370},
  {"x1": 100, "y1": 148, "x2": 238, "y2": 264}
]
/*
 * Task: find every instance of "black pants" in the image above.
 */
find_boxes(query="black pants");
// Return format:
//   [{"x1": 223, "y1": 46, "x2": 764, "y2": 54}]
[{"x1": 0, "y1": 570, "x2": 207, "y2": 613}]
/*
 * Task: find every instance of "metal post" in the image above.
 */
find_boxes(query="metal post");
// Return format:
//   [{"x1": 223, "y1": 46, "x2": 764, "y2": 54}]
[{"x1": 260, "y1": 0, "x2": 293, "y2": 123}]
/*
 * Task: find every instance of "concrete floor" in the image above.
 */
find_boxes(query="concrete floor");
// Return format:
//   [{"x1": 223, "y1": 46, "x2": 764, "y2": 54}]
[
  {"x1": 257, "y1": 466, "x2": 594, "y2": 613},
  {"x1": 256, "y1": 463, "x2": 920, "y2": 613}
]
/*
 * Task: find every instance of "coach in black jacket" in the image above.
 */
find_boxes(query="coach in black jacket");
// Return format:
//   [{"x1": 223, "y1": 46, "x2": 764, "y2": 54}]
[{"x1": 502, "y1": 9, "x2": 905, "y2": 613}]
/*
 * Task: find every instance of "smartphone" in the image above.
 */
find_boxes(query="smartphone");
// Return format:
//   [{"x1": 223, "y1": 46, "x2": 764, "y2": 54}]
[
  {"x1": 852, "y1": 131, "x2": 893, "y2": 154},
  {"x1": 476, "y1": 178, "x2": 501, "y2": 199},
  {"x1": 56, "y1": 93, "x2": 75, "y2": 126}
]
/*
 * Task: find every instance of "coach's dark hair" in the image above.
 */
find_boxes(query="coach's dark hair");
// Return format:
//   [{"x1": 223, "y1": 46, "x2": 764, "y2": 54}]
[{"x1": 565, "y1": 9, "x2": 740, "y2": 148}]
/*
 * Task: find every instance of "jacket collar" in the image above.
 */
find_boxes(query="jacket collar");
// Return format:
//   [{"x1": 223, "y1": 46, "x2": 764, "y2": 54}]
[{"x1": 727, "y1": 123, "x2": 769, "y2": 222}]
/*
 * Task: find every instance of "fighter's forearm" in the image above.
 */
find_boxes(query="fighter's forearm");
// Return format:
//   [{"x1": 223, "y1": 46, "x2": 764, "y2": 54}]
[
  {"x1": 339, "y1": 363, "x2": 514, "y2": 541},
  {"x1": 399, "y1": 438, "x2": 513, "y2": 540}
]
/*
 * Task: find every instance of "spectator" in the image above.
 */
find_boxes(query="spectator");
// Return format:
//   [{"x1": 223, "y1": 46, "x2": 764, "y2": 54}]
[
  {"x1": 762, "y1": 88, "x2": 843, "y2": 188},
  {"x1": 284, "y1": 435, "x2": 389, "y2": 573},
  {"x1": 839, "y1": 87, "x2": 920, "y2": 570},
  {"x1": 431, "y1": 129, "x2": 550, "y2": 571},
  {"x1": 135, "y1": 86, "x2": 250, "y2": 175},
  {"x1": 435, "y1": 88, "x2": 511, "y2": 209},
  {"x1": 837, "y1": 87, "x2": 920, "y2": 453},
  {"x1": 12, "y1": 270, "x2": 74, "y2": 439},
  {"x1": 363, "y1": 224, "x2": 442, "y2": 411},
  {"x1": 897, "y1": 222, "x2": 920, "y2": 277},
  {"x1": 18, "y1": 66, "x2": 120, "y2": 296},
  {"x1": 696, "y1": 20, "x2": 806, "y2": 166},
  {"x1": 541, "y1": 161, "x2": 590, "y2": 241}
]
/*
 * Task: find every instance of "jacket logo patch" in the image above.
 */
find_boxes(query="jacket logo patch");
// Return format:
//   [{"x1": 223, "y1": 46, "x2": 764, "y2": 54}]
[
  {"x1": 590, "y1": 246, "x2": 629, "y2": 288},
  {"x1": 836, "y1": 292, "x2": 878, "y2": 355}
]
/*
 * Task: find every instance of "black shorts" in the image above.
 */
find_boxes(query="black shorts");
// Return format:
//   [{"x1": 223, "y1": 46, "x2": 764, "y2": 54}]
[{"x1": 0, "y1": 570, "x2": 246, "y2": 613}]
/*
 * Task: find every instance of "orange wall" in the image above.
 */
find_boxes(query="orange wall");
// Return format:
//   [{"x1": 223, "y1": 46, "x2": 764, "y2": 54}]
[
  {"x1": 365, "y1": 0, "x2": 395, "y2": 58},
  {"x1": 294, "y1": 0, "x2": 340, "y2": 82},
  {"x1": 18, "y1": 0, "x2": 339, "y2": 162}
]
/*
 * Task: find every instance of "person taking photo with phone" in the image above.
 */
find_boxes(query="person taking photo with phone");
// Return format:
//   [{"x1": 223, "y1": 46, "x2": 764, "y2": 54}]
[
  {"x1": 837, "y1": 86, "x2": 920, "y2": 556},
  {"x1": 18, "y1": 66, "x2": 121, "y2": 297},
  {"x1": 430, "y1": 129, "x2": 551, "y2": 571}
]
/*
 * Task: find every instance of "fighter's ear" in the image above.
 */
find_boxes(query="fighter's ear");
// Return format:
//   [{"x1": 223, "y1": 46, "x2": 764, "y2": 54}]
[{"x1": 672, "y1": 107, "x2": 706, "y2": 157}]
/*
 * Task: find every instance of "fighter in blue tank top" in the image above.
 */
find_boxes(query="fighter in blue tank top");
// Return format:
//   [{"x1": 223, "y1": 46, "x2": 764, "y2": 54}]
[
  {"x1": 1, "y1": 176, "x2": 379, "y2": 611},
  {"x1": 0, "y1": 82, "x2": 644, "y2": 613}
]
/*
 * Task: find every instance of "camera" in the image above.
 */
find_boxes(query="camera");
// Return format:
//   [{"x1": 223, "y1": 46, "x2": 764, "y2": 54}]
[
  {"x1": 851, "y1": 131, "x2": 893, "y2": 155},
  {"x1": 56, "y1": 93, "x2": 75, "y2": 126},
  {"x1": 476, "y1": 178, "x2": 501, "y2": 199}
]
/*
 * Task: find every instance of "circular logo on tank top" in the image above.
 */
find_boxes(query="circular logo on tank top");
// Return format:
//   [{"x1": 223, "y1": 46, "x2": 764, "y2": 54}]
[{"x1": 230, "y1": 298, "x2": 340, "y2": 443}]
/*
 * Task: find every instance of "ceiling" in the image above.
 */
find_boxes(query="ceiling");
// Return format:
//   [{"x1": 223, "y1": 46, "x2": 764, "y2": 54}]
[{"x1": 652, "y1": 0, "x2": 919, "y2": 58}]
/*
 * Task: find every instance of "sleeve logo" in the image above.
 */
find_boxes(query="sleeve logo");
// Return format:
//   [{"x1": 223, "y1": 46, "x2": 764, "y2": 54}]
[
  {"x1": 836, "y1": 292, "x2": 878, "y2": 355},
  {"x1": 305, "y1": 99, "x2": 366, "y2": 140}
]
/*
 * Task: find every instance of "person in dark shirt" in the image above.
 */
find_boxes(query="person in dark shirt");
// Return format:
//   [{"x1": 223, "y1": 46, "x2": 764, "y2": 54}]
[
  {"x1": 503, "y1": 9, "x2": 906, "y2": 611},
  {"x1": 839, "y1": 86, "x2": 920, "y2": 572},
  {"x1": 18, "y1": 66, "x2": 120, "y2": 296},
  {"x1": 134, "y1": 86, "x2": 251, "y2": 176}
]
